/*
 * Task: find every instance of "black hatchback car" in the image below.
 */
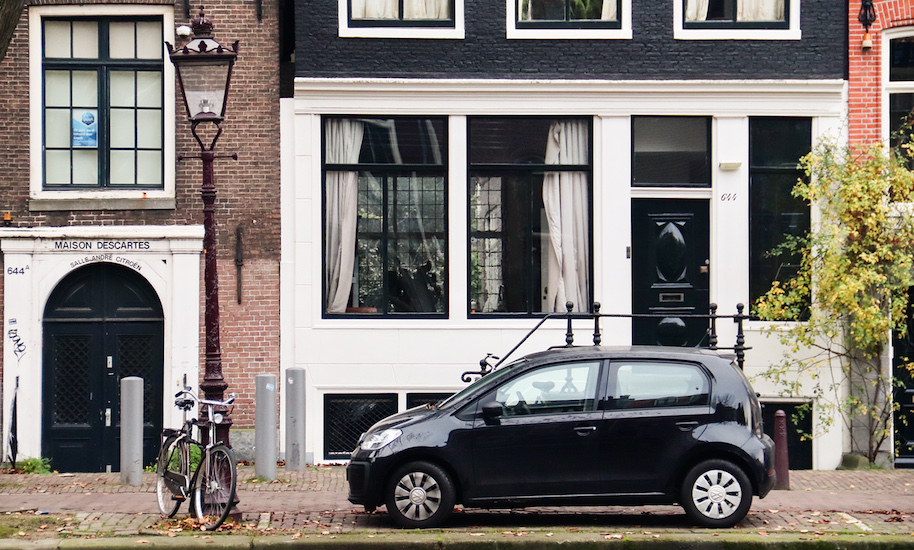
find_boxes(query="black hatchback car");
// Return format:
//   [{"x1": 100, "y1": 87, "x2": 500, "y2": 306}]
[{"x1": 347, "y1": 346, "x2": 775, "y2": 529}]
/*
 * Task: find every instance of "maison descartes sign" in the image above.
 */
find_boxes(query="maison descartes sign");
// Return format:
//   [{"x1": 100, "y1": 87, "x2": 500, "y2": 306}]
[{"x1": 52, "y1": 240, "x2": 152, "y2": 251}]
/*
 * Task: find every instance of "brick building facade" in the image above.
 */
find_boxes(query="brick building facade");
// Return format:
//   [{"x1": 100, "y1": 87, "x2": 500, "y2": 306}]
[{"x1": 0, "y1": 0, "x2": 282, "y2": 471}]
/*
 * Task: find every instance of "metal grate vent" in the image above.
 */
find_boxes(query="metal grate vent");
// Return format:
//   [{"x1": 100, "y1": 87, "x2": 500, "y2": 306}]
[
  {"x1": 406, "y1": 393, "x2": 453, "y2": 409},
  {"x1": 324, "y1": 394, "x2": 397, "y2": 459}
]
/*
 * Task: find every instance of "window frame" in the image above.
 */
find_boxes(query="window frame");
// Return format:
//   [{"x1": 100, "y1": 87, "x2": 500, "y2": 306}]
[
  {"x1": 884, "y1": 30, "x2": 914, "y2": 146},
  {"x1": 321, "y1": 115, "x2": 450, "y2": 318},
  {"x1": 467, "y1": 116, "x2": 594, "y2": 317},
  {"x1": 507, "y1": 0, "x2": 631, "y2": 39},
  {"x1": 338, "y1": 0, "x2": 465, "y2": 39},
  {"x1": 674, "y1": 0, "x2": 800, "y2": 40},
  {"x1": 29, "y1": 5, "x2": 176, "y2": 210}
]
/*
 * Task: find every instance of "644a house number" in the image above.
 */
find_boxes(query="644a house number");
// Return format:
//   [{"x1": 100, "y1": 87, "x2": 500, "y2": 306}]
[
  {"x1": 7, "y1": 266, "x2": 29, "y2": 275},
  {"x1": 720, "y1": 193, "x2": 738, "y2": 202}
]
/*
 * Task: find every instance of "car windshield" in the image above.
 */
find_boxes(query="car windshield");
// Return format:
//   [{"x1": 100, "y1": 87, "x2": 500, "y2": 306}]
[{"x1": 436, "y1": 358, "x2": 527, "y2": 409}]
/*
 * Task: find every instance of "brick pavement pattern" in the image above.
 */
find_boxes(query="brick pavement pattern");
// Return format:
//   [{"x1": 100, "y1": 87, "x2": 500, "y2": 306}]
[{"x1": 1, "y1": 466, "x2": 913, "y2": 537}]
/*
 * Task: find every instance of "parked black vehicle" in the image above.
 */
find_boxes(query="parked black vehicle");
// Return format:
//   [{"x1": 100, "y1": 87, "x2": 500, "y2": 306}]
[{"x1": 347, "y1": 345, "x2": 775, "y2": 529}]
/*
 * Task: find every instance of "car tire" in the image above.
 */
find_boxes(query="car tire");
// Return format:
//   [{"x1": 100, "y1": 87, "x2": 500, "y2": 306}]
[
  {"x1": 384, "y1": 461, "x2": 456, "y2": 528},
  {"x1": 680, "y1": 459, "x2": 752, "y2": 528}
]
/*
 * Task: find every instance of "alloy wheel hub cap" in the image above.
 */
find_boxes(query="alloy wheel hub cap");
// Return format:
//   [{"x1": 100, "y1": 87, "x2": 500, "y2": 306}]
[{"x1": 708, "y1": 485, "x2": 726, "y2": 503}]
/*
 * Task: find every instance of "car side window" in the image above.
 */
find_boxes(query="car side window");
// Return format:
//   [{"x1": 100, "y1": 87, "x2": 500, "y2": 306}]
[
  {"x1": 608, "y1": 361, "x2": 709, "y2": 410},
  {"x1": 491, "y1": 361, "x2": 601, "y2": 416}
]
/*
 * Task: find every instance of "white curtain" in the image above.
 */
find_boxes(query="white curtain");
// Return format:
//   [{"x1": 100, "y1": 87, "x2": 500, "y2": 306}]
[
  {"x1": 542, "y1": 121, "x2": 590, "y2": 313},
  {"x1": 737, "y1": 0, "x2": 784, "y2": 21},
  {"x1": 405, "y1": 0, "x2": 449, "y2": 19},
  {"x1": 351, "y1": 0, "x2": 396, "y2": 19},
  {"x1": 685, "y1": 0, "x2": 709, "y2": 21},
  {"x1": 601, "y1": 0, "x2": 617, "y2": 21},
  {"x1": 325, "y1": 119, "x2": 365, "y2": 313}
]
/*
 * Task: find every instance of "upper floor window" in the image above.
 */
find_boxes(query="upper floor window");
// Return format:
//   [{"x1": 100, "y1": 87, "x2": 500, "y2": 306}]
[
  {"x1": 323, "y1": 117, "x2": 448, "y2": 317},
  {"x1": 339, "y1": 0, "x2": 464, "y2": 38},
  {"x1": 42, "y1": 18, "x2": 164, "y2": 189},
  {"x1": 508, "y1": 0, "x2": 630, "y2": 39},
  {"x1": 676, "y1": 0, "x2": 798, "y2": 40},
  {"x1": 469, "y1": 117, "x2": 592, "y2": 315}
]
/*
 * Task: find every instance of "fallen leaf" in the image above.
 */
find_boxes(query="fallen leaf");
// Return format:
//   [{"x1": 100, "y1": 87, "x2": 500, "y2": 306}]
[{"x1": 136, "y1": 540, "x2": 150, "y2": 544}]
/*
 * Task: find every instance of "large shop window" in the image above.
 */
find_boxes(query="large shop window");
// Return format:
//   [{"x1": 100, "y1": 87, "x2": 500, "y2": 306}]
[
  {"x1": 684, "y1": 0, "x2": 787, "y2": 28},
  {"x1": 748, "y1": 117, "x2": 811, "y2": 311},
  {"x1": 632, "y1": 116, "x2": 710, "y2": 187},
  {"x1": 349, "y1": 0, "x2": 454, "y2": 26},
  {"x1": 42, "y1": 18, "x2": 164, "y2": 188},
  {"x1": 469, "y1": 117, "x2": 592, "y2": 315},
  {"x1": 323, "y1": 117, "x2": 447, "y2": 316},
  {"x1": 516, "y1": 0, "x2": 620, "y2": 28}
]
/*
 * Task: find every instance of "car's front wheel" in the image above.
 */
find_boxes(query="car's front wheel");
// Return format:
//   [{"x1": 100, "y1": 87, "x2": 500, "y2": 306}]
[
  {"x1": 680, "y1": 459, "x2": 752, "y2": 528},
  {"x1": 384, "y1": 461, "x2": 455, "y2": 528}
]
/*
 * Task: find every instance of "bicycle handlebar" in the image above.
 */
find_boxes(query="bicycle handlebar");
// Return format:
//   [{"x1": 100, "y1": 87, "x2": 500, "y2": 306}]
[{"x1": 173, "y1": 388, "x2": 236, "y2": 408}]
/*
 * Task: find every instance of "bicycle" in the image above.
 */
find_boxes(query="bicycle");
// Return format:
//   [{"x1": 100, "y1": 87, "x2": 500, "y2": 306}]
[{"x1": 155, "y1": 385, "x2": 238, "y2": 531}]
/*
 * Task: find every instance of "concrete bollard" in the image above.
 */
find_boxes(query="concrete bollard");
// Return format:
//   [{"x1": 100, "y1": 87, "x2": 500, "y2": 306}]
[
  {"x1": 774, "y1": 409, "x2": 790, "y2": 490},
  {"x1": 120, "y1": 377, "x2": 144, "y2": 485},
  {"x1": 285, "y1": 368, "x2": 307, "y2": 471},
  {"x1": 255, "y1": 374, "x2": 277, "y2": 481}
]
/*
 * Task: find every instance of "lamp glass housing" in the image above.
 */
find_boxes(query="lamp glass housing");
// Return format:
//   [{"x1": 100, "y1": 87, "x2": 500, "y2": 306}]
[{"x1": 172, "y1": 43, "x2": 235, "y2": 121}]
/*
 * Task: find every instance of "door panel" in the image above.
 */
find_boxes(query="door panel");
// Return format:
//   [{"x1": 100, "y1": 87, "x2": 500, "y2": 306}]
[
  {"x1": 631, "y1": 199, "x2": 710, "y2": 347},
  {"x1": 893, "y1": 288, "x2": 914, "y2": 468}
]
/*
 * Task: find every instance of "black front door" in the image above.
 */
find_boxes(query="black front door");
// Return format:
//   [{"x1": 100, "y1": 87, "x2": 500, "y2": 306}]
[
  {"x1": 631, "y1": 199, "x2": 710, "y2": 347},
  {"x1": 42, "y1": 264, "x2": 164, "y2": 473}
]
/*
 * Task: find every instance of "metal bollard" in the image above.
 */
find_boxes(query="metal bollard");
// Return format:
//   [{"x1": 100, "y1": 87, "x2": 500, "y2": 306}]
[
  {"x1": 285, "y1": 368, "x2": 307, "y2": 471},
  {"x1": 255, "y1": 374, "x2": 277, "y2": 481},
  {"x1": 774, "y1": 409, "x2": 790, "y2": 490},
  {"x1": 120, "y1": 377, "x2": 144, "y2": 485}
]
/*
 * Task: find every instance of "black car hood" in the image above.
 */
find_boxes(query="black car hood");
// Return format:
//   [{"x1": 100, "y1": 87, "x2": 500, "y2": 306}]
[{"x1": 367, "y1": 404, "x2": 438, "y2": 434}]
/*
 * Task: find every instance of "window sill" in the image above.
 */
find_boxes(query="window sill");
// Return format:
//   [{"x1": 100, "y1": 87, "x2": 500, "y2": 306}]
[{"x1": 29, "y1": 197, "x2": 176, "y2": 212}]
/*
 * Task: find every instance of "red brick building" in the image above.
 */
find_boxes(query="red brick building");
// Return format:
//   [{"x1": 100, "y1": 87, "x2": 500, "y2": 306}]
[{"x1": 0, "y1": 0, "x2": 283, "y2": 472}]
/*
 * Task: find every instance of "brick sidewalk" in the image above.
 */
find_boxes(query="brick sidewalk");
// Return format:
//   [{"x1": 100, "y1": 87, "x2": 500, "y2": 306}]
[{"x1": 2, "y1": 466, "x2": 913, "y2": 537}]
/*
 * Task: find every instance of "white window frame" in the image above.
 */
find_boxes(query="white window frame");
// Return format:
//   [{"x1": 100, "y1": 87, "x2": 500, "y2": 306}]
[
  {"x1": 338, "y1": 0, "x2": 465, "y2": 39},
  {"x1": 29, "y1": 5, "x2": 176, "y2": 210},
  {"x1": 882, "y1": 27, "x2": 914, "y2": 143},
  {"x1": 507, "y1": 0, "x2": 631, "y2": 39},
  {"x1": 674, "y1": 0, "x2": 800, "y2": 40}
]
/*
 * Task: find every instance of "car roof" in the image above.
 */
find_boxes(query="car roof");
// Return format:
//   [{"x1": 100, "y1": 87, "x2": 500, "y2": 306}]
[{"x1": 518, "y1": 345, "x2": 732, "y2": 365}]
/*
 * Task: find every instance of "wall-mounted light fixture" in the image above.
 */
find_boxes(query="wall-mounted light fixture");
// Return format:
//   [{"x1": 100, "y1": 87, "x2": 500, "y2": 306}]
[{"x1": 859, "y1": 0, "x2": 877, "y2": 50}]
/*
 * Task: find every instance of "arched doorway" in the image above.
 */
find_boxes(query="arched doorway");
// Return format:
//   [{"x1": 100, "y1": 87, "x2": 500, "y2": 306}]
[{"x1": 42, "y1": 263, "x2": 164, "y2": 472}]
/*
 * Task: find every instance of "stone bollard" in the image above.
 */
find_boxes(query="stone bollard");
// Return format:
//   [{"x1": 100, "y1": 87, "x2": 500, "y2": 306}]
[
  {"x1": 120, "y1": 377, "x2": 143, "y2": 485},
  {"x1": 255, "y1": 374, "x2": 278, "y2": 481},
  {"x1": 285, "y1": 368, "x2": 307, "y2": 471},
  {"x1": 774, "y1": 409, "x2": 790, "y2": 490}
]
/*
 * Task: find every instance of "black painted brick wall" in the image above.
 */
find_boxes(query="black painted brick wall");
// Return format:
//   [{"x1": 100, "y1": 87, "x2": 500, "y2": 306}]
[{"x1": 295, "y1": 0, "x2": 846, "y2": 80}]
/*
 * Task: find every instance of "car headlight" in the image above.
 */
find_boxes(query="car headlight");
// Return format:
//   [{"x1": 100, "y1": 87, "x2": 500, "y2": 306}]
[{"x1": 360, "y1": 428, "x2": 402, "y2": 451}]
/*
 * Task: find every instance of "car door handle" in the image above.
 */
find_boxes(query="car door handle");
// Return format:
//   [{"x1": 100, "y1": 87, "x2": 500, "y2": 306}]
[
  {"x1": 676, "y1": 421, "x2": 699, "y2": 431},
  {"x1": 574, "y1": 426, "x2": 597, "y2": 436}
]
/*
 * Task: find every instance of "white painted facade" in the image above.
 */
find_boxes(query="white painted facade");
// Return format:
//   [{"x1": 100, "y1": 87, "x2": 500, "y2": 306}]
[
  {"x1": 280, "y1": 78, "x2": 848, "y2": 468},
  {"x1": 1, "y1": 225, "x2": 204, "y2": 461}
]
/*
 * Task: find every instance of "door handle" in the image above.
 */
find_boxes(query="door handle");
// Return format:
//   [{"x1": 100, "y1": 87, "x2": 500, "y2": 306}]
[
  {"x1": 105, "y1": 408, "x2": 112, "y2": 427},
  {"x1": 574, "y1": 426, "x2": 597, "y2": 436},
  {"x1": 676, "y1": 421, "x2": 699, "y2": 431}
]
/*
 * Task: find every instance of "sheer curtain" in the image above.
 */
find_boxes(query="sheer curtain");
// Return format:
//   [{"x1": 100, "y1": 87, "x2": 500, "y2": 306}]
[
  {"x1": 405, "y1": 0, "x2": 450, "y2": 19},
  {"x1": 542, "y1": 121, "x2": 590, "y2": 313},
  {"x1": 351, "y1": 0, "x2": 396, "y2": 19},
  {"x1": 325, "y1": 119, "x2": 365, "y2": 313},
  {"x1": 685, "y1": 0, "x2": 709, "y2": 21},
  {"x1": 737, "y1": 0, "x2": 783, "y2": 21},
  {"x1": 685, "y1": 0, "x2": 784, "y2": 21}
]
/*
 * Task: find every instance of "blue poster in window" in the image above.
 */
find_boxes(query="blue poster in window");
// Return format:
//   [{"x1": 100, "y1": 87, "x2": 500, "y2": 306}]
[{"x1": 72, "y1": 110, "x2": 98, "y2": 148}]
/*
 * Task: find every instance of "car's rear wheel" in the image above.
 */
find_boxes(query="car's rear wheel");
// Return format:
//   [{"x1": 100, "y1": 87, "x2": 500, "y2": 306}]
[
  {"x1": 680, "y1": 459, "x2": 752, "y2": 528},
  {"x1": 384, "y1": 461, "x2": 455, "y2": 528}
]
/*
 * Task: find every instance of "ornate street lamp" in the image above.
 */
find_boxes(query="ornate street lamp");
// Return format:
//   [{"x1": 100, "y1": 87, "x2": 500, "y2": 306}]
[{"x1": 167, "y1": 7, "x2": 239, "y2": 448}]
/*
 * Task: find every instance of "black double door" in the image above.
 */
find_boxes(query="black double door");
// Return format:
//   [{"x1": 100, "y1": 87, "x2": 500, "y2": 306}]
[
  {"x1": 631, "y1": 199, "x2": 710, "y2": 347},
  {"x1": 42, "y1": 264, "x2": 164, "y2": 473}
]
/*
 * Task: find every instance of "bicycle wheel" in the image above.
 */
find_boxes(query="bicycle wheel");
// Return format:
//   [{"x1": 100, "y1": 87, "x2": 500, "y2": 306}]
[
  {"x1": 155, "y1": 434, "x2": 189, "y2": 517},
  {"x1": 191, "y1": 444, "x2": 237, "y2": 530}
]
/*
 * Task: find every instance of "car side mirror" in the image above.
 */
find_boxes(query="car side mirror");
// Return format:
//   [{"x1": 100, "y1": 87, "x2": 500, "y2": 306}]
[{"x1": 481, "y1": 401, "x2": 503, "y2": 425}]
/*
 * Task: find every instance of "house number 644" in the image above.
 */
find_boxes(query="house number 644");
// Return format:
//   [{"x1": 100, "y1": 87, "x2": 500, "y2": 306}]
[{"x1": 720, "y1": 193, "x2": 737, "y2": 202}]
